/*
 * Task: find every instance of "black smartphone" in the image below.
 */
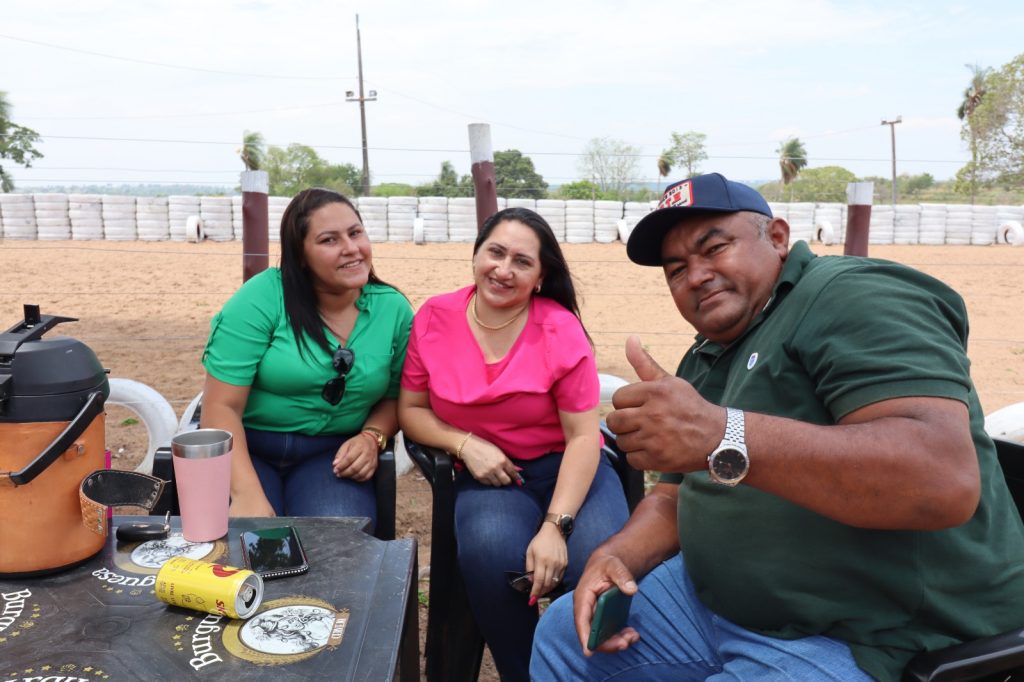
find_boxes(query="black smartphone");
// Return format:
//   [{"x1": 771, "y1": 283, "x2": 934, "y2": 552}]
[
  {"x1": 240, "y1": 526, "x2": 310, "y2": 580},
  {"x1": 587, "y1": 586, "x2": 633, "y2": 651}
]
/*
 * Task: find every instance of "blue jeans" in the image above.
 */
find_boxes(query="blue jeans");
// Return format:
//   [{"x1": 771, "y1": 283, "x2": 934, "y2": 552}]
[
  {"x1": 454, "y1": 452, "x2": 629, "y2": 682},
  {"x1": 531, "y1": 553, "x2": 873, "y2": 681},
  {"x1": 245, "y1": 428, "x2": 376, "y2": 527}
]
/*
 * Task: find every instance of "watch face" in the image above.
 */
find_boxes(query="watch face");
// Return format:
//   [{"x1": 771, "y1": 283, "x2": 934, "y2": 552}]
[
  {"x1": 711, "y1": 448, "x2": 748, "y2": 481},
  {"x1": 559, "y1": 516, "x2": 575, "y2": 536}
]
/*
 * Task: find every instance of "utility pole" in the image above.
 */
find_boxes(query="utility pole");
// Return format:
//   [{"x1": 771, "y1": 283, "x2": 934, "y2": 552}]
[
  {"x1": 346, "y1": 14, "x2": 376, "y2": 196},
  {"x1": 880, "y1": 116, "x2": 902, "y2": 207}
]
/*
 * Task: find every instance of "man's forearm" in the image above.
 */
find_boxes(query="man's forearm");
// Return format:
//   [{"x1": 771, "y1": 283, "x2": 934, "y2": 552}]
[{"x1": 591, "y1": 482, "x2": 681, "y2": 580}]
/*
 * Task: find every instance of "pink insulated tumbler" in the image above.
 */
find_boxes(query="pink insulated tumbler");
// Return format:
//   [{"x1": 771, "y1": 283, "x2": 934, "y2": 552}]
[{"x1": 171, "y1": 429, "x2": 233, "y2": 542}]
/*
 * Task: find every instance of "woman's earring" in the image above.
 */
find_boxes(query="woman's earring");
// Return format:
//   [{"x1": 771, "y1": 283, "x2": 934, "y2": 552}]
[{"x1": 534, "y1": 283, "x2": 542, "y2": 293}]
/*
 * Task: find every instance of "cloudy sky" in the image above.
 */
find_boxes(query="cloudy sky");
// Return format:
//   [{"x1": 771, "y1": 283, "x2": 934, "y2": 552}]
[{"x1": 2, "y1": 0, "x2": 1022, "y2": 191}]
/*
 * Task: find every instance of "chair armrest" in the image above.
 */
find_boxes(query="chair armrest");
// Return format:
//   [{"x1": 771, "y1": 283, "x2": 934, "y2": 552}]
[
  {"x1": 405, "y1": 437, "x2": 454, "y2": 488},
  {"x1": 600, "y1": 421, "x2": 647, "y2": 512},
  {"x1": 903, "y1": 628, "x2": 1024, "y2": 681},
  {"x1": 374, "y1": 439, "x2": 397, "y2": 541}
]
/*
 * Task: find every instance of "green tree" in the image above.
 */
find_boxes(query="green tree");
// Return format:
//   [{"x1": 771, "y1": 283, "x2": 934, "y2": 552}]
[
  {"x1": 494, "y1": 149, "x2": 547, "y2": 199},
  {"x1": 417, "y1": 161, "x2": 473, "y2": 197},
  {"x1": 372, "y1": 182, "x2": 417, "y2": 197},
  {"x1": 762, "y1": 166, "x2": 856, "y2": 203},
  {"x1": 555, "y1": 180, "x2": 604, "y2": 200},
  {"x1": 901, "y1": 172, "x2": 935, "y2": 197},
  {"x1": 777, "y1": 137, "x2": 808, "y2": 199},
  {"x1": 577, "y1": 137, "x2": 640, "y2": 197},
  {"x1": 0, "y1": 91, "x2": 43, "y2": 193},
  {"x1": 957, "y1": 64, "x2": 993, "y2": 202},
  {"x1": 238, "y1": 130, "x2": 266, "y2": 171},
  {"x1": 661, "y1": 131, "x2": 708, "y2": 179},
  {"x1": 264, "y1": 143, "x2": 360, "y2": 197},
  {"x1": 971, "y1": 53, "x2": 1024, "y2": 189}
]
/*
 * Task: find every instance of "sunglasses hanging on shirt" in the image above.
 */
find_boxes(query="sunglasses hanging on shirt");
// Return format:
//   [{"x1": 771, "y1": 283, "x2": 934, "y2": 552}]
[{"x1": 322, "y1": 347, "x2": 355, "y2": 405}]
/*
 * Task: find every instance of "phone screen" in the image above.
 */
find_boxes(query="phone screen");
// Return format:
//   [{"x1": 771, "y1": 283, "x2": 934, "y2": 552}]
[
  {"x1": 240, "y1": 526, "x2": 309, "y2": 579},
  {"x1": 587, "y1": 586, "x2": 633, "y2": 651}
]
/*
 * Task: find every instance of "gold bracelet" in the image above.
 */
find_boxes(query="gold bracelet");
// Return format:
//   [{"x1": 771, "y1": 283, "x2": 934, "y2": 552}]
[
  {"x1": 360, "y1": 426, "x2": 387, "y2": 451},
  {"x1": 454, "y1": 432, "x2": 473, "y2": 459}
]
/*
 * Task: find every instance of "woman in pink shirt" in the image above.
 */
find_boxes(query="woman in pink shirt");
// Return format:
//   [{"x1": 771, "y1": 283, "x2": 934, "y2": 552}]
[{"x1": 399, "y1": 207, "x2": 629, "y2": 681}]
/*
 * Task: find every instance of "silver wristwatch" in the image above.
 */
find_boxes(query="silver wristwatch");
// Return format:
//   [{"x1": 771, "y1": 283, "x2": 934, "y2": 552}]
[{"x1": 707, "y1": 407, "x2": 749, "y2": 486}]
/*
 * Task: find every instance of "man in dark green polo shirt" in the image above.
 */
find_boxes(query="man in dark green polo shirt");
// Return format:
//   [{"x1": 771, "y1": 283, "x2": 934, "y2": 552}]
[{"x1": 531, "y1": 173, "x2": 1024, "y2": 681}]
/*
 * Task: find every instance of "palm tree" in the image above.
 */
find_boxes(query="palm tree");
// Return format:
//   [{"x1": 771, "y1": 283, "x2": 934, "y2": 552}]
[
  {"x1": 777, "y1": 137, "x2": 807, "y2": 201},
  {"x1": 957, "y1": 64, "x2": 992, "y2": 204},
  {"x1": 238, "y1": 130, "x2": 266, "y2": 171},
  {"x1": 657, "y1": 153, "x2": 672, "y2": 193}
]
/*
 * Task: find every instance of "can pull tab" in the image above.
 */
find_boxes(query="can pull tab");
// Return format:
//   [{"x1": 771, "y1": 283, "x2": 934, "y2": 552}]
[{"x1": 115, "y1": 512, "x2": 171, "y2": 543}]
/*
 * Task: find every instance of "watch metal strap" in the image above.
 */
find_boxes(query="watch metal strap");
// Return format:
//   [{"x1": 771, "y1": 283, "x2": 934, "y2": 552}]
[{"x1": 724, "y1": 407, "x2": 745, "y2": 446}]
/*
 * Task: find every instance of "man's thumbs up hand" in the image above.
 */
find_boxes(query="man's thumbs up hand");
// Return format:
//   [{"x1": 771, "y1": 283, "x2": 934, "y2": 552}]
[
  {"x1": 625, "y1": 335, "x2": 670, "y2": 383},
  {"x1": 608, "y1": 337, "x2": 723, "y2": 474}
]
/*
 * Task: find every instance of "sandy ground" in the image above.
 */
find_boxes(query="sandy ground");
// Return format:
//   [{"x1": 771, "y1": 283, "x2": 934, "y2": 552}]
[{"x1": 2, "y1": 239, "x2": 1023, "y2": 679}]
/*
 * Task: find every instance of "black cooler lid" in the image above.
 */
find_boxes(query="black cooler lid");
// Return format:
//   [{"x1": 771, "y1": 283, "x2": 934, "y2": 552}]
[{"x1": 0, "y1": 304, "x2": 109, "y2": 422}]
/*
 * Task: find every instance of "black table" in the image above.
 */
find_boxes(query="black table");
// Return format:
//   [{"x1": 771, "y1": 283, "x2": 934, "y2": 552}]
[{"x1": 0, "y1": 516, "x2": 418, "y2": 681}]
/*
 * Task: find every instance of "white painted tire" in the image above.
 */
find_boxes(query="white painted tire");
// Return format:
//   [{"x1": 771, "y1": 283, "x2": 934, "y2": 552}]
[
  {"x1": 815, "y1": 221, "x2": 836, "y2": 245},
  {"x1": 999, "y1": 221, "x2": 1024, "y2": 246},
  {"x1": 599, "y1": 373, "x2": 629, "y2": 403},
  {"x1": 985, "y1": 402, "x2": 1024, "y2": 442},
  {"x1": 178, "y1": 391, "x2": 204, "y2": 432},
  {"x1": 186, "y1": 215, "x2": 205, "y2": 242},
  {"x1": 107, "y1": 378, "x2": 179, "y2": 476}
]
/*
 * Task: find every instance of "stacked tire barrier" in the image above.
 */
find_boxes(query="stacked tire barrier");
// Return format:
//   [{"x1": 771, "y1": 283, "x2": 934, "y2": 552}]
[
  {"x1": 33, "y1": 193, "x2": 71, "y2": 240},
  {"x1": 418, "y1": 197, "x2": 449, "y2": 243},
  {"x1": 382, "y1": 196, "x2": 412, "y2": 242},
  {"x1": 448, "y1": 198, "x2": 478, "y2": 243},
  {"x1": 535, "y1": 199, "x2": 566, "y2": 242},
  {"x1": 168, "y1": 195, "x2": 200, "y2": 241},
  {"x1": 0, "y1": 193, "x2": 35, "y2": 239},
  {"x1": 70, "y1": 193, "x2": 104, "y2": 240},
  {"x1": 267, "y1": 196, "x2": 289, "y2": 242},
  {"x1": 594, "y1": 200, "x2": 622, "y2": 243},
  {"x1": 137, "y1": 197, "x2": 169, "y2": 241},
  {"x1": 1, "y1": 193, "x2": 1023, "y2": 246},
  {"x1": 102, "y1": 195, "x2": 136, "y2": 241}
]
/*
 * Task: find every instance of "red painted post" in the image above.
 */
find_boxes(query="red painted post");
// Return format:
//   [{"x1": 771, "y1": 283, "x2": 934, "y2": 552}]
[
  {"x1": 241, "y1": 170, "x2": 269, "y2": 282},
  {"x1": 844, "y1": 181, "x2": 873, "y2": 257},
  {"x1": 468, "y1": 123, "x2": 498, "y2": 232}
]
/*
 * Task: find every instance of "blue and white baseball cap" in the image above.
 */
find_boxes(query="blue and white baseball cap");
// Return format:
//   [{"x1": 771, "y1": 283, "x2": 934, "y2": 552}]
[{"x1": 627, "y1": 173, "x2": 772, "y2": 266}]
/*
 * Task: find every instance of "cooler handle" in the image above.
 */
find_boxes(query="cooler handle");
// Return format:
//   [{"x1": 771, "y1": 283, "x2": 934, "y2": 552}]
[{"x1": 5, "y1": 391, "x2": 105, "y2": 486}]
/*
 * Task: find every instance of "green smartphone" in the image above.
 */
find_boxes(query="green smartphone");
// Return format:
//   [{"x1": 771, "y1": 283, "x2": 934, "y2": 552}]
[{"x1": 587, "y1": 586, "x2": 633, "y2": 650}]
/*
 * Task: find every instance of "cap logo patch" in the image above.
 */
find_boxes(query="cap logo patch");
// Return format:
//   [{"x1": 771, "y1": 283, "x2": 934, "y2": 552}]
[{"x1": 659, "y1": 181, "x2": 694, "y2": 210}]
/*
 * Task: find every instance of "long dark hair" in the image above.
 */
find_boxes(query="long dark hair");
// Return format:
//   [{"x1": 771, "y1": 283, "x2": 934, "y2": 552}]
[
  {"x1": 279, "y1": 187, "x2": 394, "y2": 359},
  {"x1": 474, "y1": 207, "x2": 590, "y2": 341}
]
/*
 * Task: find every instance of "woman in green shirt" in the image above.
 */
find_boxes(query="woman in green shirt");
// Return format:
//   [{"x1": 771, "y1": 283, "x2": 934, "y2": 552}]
[{"x1": 201, "y1": 188, "x2": 412, "y2": 525}]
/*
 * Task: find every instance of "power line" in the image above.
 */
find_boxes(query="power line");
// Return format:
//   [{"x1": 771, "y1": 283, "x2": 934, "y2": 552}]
[
  {"x1": 19, "y1": 100, "x2": 354, "y2": 122},
  {"x1": 0, "y1": 32, "x2": 356, "y2": 81},
  {"x1": 0, "y1": 131, "x2": 970, "y2": 165}
]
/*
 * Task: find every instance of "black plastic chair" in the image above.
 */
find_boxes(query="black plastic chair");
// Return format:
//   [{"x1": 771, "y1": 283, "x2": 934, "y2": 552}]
[
  {"x1": 902, "y1": 436, "x2": 1024, "y2": 681},
  {"x1": 406, "y1": 422, "x2": 645, "y2": 682},
  {"x1": 152, "y1": 397, "x2": 397, "y2": 541}
]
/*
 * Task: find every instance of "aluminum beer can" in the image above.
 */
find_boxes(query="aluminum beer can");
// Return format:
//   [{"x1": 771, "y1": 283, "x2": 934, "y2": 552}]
[{"x1": 156, "y1": 556, "x2": 264, "y2": 619}]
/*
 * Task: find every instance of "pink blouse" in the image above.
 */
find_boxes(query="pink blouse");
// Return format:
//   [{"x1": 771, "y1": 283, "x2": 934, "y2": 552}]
[{"x1": 401, "y1": 286, "x2": 599, "y2": 460}]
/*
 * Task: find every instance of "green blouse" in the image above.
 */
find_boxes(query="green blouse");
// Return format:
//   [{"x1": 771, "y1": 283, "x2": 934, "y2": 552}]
[{"x1": 202, "y1": 268, "x2": 412, "y2": 436}]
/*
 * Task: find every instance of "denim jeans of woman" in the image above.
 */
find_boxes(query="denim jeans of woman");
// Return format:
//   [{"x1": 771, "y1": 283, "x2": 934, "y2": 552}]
[
  {"x1": 530, "y1": 553, "x2": 873, "y2": 681},
  {"x1": 454, "y1": 451, "x2": 630, "y2": 682},
  {"x1": 245, "y1": 428, "x2": 377, "y2": 527}
]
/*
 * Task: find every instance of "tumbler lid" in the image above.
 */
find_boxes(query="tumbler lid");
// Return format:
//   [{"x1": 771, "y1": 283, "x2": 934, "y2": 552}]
[{"x1": 171, "y1": 428, "x2": 233, "y2": 459}]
